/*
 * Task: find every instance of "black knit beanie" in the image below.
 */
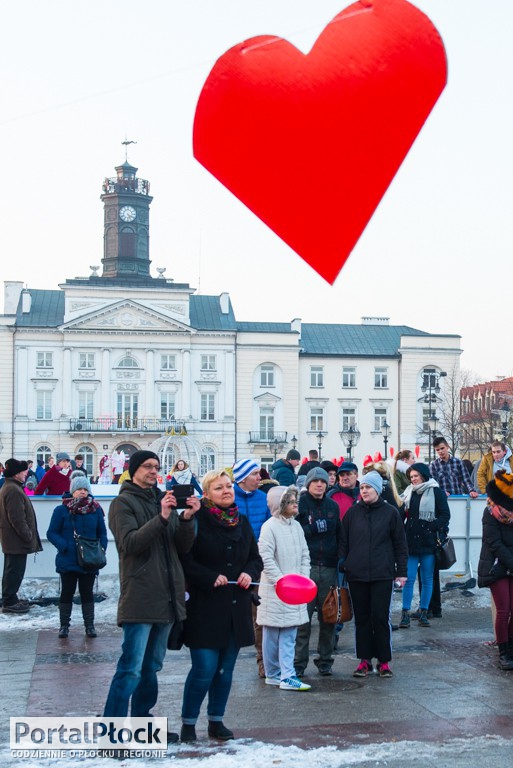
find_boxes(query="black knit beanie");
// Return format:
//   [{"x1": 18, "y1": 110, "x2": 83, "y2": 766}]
[{"x1": 128, "y1": 450, "x2": 160, "y2": 478}]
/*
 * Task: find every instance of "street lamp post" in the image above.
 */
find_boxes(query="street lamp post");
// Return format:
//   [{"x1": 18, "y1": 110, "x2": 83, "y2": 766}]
[
  {"x1": 500, "y1": 402, "x2": 510, "y2": 440},
  {"x1": 267, "y1": 437, "x2": 284, "y2": 462},
  {"x1": 291, "y1": 435, "x2": 298, "y2": 450},
  {"x1": 422, "y1": 370, "x2": 446, "y2": 462},
  {"x1": 317, "y1": 431, "x2": 324, "y2": 462},
  {"x1": 339, "y1": 425, "x2": 361, "y2": 462},
  {"x1": 427, "y1": 414, "x2": 438, "y2": 462},
  {"x1": 381, "y1": 421, "x2": 390, "y2": 460}
]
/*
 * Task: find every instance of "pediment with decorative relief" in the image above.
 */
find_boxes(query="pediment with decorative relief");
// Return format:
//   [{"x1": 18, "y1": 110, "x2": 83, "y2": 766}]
[
  {"x1": 254, "y1": 392, "x2": 281, "y2": 403},
  {"x1": 61, "y1": 300, "x2": 193, "y2": 334}
]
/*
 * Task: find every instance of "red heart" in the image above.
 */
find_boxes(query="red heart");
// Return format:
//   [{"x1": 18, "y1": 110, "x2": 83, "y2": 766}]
[{"x1": 193, "y1": 0, "x2": 447, "y2": 284}]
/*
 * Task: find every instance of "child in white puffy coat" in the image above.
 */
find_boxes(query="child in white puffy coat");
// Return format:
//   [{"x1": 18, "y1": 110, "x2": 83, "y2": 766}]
[{"x1": 257, "y1": 485, "x2": 311, "y2": 691}]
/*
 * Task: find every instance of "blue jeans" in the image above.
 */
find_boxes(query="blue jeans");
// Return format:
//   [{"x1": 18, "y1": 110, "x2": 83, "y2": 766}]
[
  {"x1": 262, "y1": 626, "x2": 297, "y2": 680},
  {"x1": 181, "y1": 636, "x2": 240, "y2": 724},
  {"x1": 103, "y1": 622, "x2": 171, "y2": 717},
  {"x1": 402, "y1": 554, "x2": 436, "y2": 611}
]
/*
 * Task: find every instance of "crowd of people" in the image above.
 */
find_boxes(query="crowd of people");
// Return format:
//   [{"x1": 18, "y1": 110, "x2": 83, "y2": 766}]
[{"x1": 1, "y1": 437, "x2": 513, "y2": 744}]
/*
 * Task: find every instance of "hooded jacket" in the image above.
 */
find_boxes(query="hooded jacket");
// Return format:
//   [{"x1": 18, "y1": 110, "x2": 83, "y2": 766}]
[
  {"x1": 271, "y1": 459, "x2": 297, "y2": 487},
  {"x1": 109, "y1": 480, "x2": 195, "y2": 625},
  {"x1": 47, "y1": 497, "x2": 108, "y2": 575},
  {"x1": 257, "y1": 486, "x2": 310, "y2": 627}
]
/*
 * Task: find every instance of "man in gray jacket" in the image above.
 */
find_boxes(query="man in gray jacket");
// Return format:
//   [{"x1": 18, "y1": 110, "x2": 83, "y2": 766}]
[{"x1": 103, "y1": 450, "x2": 198, "y2": 739}]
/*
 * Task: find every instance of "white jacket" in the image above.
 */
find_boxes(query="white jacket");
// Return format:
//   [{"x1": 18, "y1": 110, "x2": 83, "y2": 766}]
[{"x1": 256, "y1": 514, "x2": 310, "y2": 628}]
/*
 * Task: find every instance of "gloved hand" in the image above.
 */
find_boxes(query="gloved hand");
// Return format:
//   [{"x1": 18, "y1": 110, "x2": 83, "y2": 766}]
[{"x1": 315, "y1": 519, "x2": 328, "y2": 534}]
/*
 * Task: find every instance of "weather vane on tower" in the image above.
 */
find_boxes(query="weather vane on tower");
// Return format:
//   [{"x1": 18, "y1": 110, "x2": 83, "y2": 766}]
[{"x1": 121, "y1": 137, "x2": 137, "y2": 162}]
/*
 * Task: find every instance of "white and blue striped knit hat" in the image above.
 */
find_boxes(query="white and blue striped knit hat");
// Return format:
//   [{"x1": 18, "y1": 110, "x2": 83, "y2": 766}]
[{"x1": 232, "y1": 457, "x2": 260, "y2": 484}]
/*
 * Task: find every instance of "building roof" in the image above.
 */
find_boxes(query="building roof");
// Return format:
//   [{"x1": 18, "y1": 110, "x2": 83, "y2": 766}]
[
  {"x1": 15, "y1": 290, "x2": 64, "y2": 328},
  {"x1": 10, "y1": 289, "x2": 453, "y2": 359},
  {"x1": 299, "y1": 323, "x2": 431, "y2": 357},
  {"x1": 190, "y1": 295, "x2": 237, "y2": 331}
]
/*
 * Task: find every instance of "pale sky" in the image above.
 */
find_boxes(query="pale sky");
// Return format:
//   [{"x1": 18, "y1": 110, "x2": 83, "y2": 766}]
[{"x1": 0, "y1": 0, "x2": 511, "y2": 380}]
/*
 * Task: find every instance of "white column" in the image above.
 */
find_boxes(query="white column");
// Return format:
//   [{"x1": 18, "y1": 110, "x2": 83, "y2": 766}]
[
  {"x1": 62, "y1": 348, "x2": 72, "y2": 416},
  {"x1": 145, "y1": 349, "x2": 155, "y2": 416},
  {"x1": 17, "y1": 346, "x2": 28, "y2": 416},
  {"x1": 224, "y1": 350, "x2": 235, "y2": 418},
  {"x1": 101, "y1": 348, "x2": 111, "y2": 415},
  {"x1": 182, "y1": 349, "x2": 191, "y2": 419}
]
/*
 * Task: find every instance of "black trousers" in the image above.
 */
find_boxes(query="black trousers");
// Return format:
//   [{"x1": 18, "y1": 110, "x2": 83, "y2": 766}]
[
  {"x1": 348, "y1": 580, "x2": 393, "y2": 663},
  {"x1": 2, "y1": 553, "x2": 28, "y2": 606},
  {"x1": 60, "y1": 571, "x2": 96, "y2": 604},
  {"x1": 418, "y1": 564, "x2": 441, "y2": 614}
]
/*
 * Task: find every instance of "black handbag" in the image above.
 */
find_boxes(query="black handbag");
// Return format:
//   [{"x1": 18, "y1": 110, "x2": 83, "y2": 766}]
[
  {"x1": 74, "y1": 530, "x2": 107, "y2": 571},
  {"x1": 435, "y1": 535, "x2": 456, "y2": 570},
  {"x1": 167, "y1": 619, "x2": 185, "y2": 650}
]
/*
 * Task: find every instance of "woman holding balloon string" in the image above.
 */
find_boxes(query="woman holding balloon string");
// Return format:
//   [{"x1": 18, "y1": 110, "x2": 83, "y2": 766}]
[
  {"x1": 179, "y1": 469, "x2": 263, "y2": 743},
  {"x1": 257, "y1": 485, "x2": 312, "y2": 691}
]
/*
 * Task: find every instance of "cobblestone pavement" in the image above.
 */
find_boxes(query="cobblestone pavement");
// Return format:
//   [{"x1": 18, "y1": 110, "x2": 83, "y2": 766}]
[{"x1": 1, "y1": 588, "x2": 513, "y2": 766}]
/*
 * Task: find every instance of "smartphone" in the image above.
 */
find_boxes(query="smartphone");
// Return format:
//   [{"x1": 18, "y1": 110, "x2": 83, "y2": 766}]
[{"x1": 170, "y1": 484, "x2": 194, "y2": 509}]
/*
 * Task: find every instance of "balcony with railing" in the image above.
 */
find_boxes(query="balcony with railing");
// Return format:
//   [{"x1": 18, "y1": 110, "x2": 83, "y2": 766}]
[
  {"x1": 248, "y1": 431, "x2": 287, "y2": 444},
  {"x1": 69, "y1": 418, "x2": 187, "y2": 434}
]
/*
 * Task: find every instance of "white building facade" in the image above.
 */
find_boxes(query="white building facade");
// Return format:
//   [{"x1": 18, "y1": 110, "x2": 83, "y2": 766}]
[{"x1": 0, "y1": 159, "x2": 462, "y2": 475}]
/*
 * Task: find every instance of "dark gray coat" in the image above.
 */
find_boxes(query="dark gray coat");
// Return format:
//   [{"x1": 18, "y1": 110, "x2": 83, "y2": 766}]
[
  {"x1": 0, "y1": 479, "x2": 42, "y2": 555},
  {"x1": 109, "y1": 480, "x2": 195, "y2": 625},
  {"x1": 478, "y1": 507, "x2": 513, "y2": 588}
]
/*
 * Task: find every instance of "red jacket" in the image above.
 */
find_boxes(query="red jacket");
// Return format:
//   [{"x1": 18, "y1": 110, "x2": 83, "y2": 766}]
[
  {"x1": 329, "y1": 488, "x2": 361, "y2": 520},
  {"x1": 34, "y1": 466, "x2": 71, "y2": 496}
]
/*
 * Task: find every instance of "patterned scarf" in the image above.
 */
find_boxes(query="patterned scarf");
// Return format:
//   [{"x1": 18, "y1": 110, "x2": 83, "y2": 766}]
[
  {"x1": 488, "y1": 501, "x2": 513, "y2": 526},
  {"x1": 63, "y1": 495, "x2": 100, "y2": 515},
  {"x1": 204, "y1": 499, "x2": 240, "y2": 527}
]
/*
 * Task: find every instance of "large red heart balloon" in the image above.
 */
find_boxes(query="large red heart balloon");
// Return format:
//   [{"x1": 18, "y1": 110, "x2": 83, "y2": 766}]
[{"x1": 194, "y1": 0, "x2": 447, "y2": 284}]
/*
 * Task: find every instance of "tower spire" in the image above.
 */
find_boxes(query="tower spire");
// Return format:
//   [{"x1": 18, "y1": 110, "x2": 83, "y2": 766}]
[{"x1": 121, "y1": 137, "x2": 137, "y2": 162}]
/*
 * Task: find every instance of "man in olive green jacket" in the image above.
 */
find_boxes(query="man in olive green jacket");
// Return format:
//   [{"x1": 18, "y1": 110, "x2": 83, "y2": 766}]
[{"x1": 103, "y1": 450, "x2": 198, "y2": 734}]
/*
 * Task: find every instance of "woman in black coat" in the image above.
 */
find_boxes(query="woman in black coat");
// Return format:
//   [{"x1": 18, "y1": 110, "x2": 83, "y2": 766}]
[
  {"x1": 399, "y1": 463, "x2": 450, "y2": 629},
  {"x1": 477, "y1": 470, "x2": 513, "y2": 670},
  {"x1": 180, "y1": 470, "x2": 263, "y2": 743}
]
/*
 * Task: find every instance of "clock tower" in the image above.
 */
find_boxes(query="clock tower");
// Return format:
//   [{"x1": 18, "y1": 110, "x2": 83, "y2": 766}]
[{"x1": 100, "y1": 161, "x2": 153, "y2": 278}]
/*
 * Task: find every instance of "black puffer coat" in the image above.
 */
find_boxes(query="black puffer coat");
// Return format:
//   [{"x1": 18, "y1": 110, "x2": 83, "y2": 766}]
[
  {"x1": 182, "y1": 503, "x2": 263, "y2": 649},
  {"x1": 477, "y1": 507, "x2": 513, "y2": 588},
  {"x1": 297, "y1": 492, "x2": 341, "y2": 567},
  {"x1": 403, "y1": 487, "x2": 450, "y2": 555},
  {"x1": 340, "y1": 497, "x2": 407, "y2": 582}
]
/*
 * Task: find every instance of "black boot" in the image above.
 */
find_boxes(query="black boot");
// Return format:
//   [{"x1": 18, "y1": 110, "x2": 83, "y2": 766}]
[
  {"x1": 208, "y1": 721, "x2": 234, "y2": 740},
  {"x1": 180, "y1": 724, "x2": 197, "y2": 743},
  {"x1": 82, "y1": 603, "x2": 97, "y2": 638},
  {"x1": 58, "y1": 603, "x2": 72, "y2": 638},
  {"x1": 498, "y1": 643, "x2": 513, "y2": 670}
]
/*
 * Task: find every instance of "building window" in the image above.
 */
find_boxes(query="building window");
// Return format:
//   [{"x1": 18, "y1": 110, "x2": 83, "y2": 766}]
[
  {"x1": 76, "y1": 445, "x2": 94, "y2": 475},
  {"x1": 341, "y1": 408, "x2": 356, "y2": 431},
  {"x1": 78, "y1": 391, "x2": 94, "y2": 420},
  {"x1": 201, "y1": 355, "x2": 216, "y2": 371},
  {"x1": 79, "y1": 353, "x2": 95, "y2": 369},
  {"x1": 342, "y1": 367, "x2": 356, "y2": 388},
  {"x1": 118, "y1": 355, "x2": 138, "y2": 368},
  {"x1": 36, "y1": 444, "x2": 52, "y2": 466},
  {"x1": 310, "y1": 407, "x2": 324, "y2": 432},
  {"x1": 260, "y1": 456, "x2": 274, "y2": 473},
  {"x1": 163, "y1": 445, "x2": 176, "y2": 474},
  {"x1": 374, "y1": 407, "x2": 387, "y2": 431},
  {"x1": 310, "y1": 366, "x2": 324, "y2": 388},
  {"x1": 259, "y1": 407, "x2": 275, "y2": 439},
  {"x1": 200, "y1": 393, "x2": 215, "y2": 421},
  {"x1": 260, "y1": 364, "x2": 275, "y2": 387},
  {"x1": 160, "y1": 354, "x2": 176, "y2": 370},
  {"x1": 36, "y1": 391, "x2": 52, "y2": 420},
  {"x1": 374, "y1": 367, "x2": 388, "y2": 388},
  {"x1": 422, "y1": 368, "x2": 437, "y2": 389},
  {"x1": 160, "y1": 393, "x2": 175, "y2": 420},
  {"x1": 37, "y1": 352, "x2": 53, "y2": 368},
  {"x1": 117, "y1": 393, "x2": 138, "y2": 427},
  {"x1": 200, "y1": 447, "x2": 216, "y2": 476}
]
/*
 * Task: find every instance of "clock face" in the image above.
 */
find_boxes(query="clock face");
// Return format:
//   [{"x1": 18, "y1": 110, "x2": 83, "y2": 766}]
[{"x1": 119, "y1": 205, "x2": 136, "y2": 222}]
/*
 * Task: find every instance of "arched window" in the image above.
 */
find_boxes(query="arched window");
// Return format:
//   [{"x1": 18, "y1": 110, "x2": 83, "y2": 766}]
[
  {"x1": 118, "y1": 355, "x2": 138, "y2": 368},
  {"x1": 200, "y1": 447, "x2": 216, "y2": 477},
  {"x1": 76, "y1": 445, "x2": 94, "y2": 475},
  {"x1": 162, "y1": 445, "x2": 177, "y2": 475},
  {"x1": 36, "y1": 444, "x2": 52, "y2": 466}
]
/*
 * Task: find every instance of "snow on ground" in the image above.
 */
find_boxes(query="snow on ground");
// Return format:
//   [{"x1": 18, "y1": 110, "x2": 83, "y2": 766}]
[
  {"x1": 2, "y1": 735, "x2": 513, "y2": 768},
  {"x1": 0, "y1": 572, "x2": 490, "y2": 633}
]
